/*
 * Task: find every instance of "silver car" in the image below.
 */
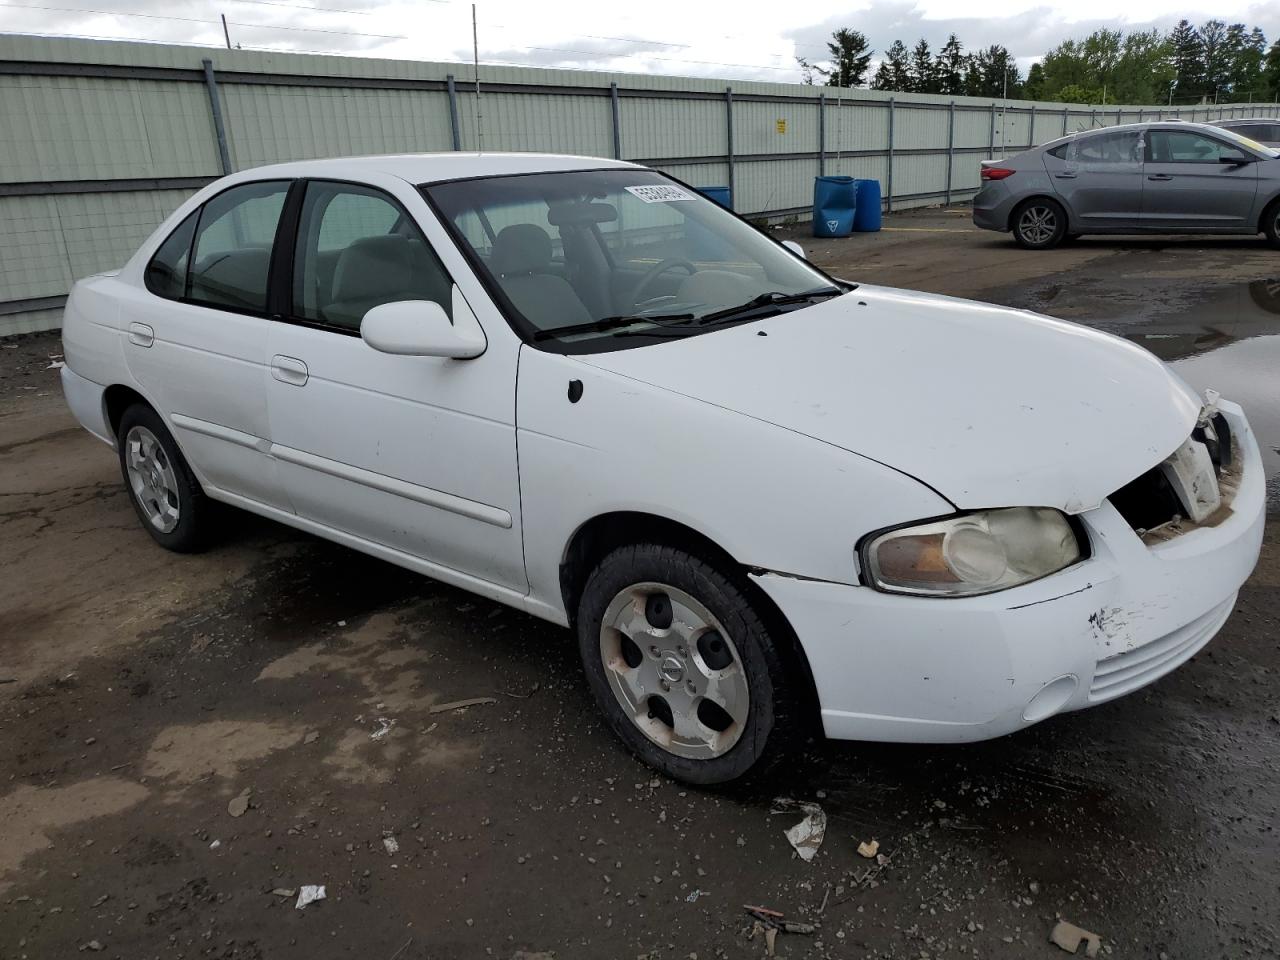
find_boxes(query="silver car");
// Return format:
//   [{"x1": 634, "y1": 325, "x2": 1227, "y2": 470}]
[
  {"x1": 1212, "y1": 118, "x2": 1280, "y2": 148},
  {"x1": 972, "y1": 121, "x2": 1280, "y2": 250}
]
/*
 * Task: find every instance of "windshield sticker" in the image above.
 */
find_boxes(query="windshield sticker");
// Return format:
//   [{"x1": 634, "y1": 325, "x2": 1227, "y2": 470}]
[{"x1": 625, "y1": 185, "x2": 695, "y2": 203}]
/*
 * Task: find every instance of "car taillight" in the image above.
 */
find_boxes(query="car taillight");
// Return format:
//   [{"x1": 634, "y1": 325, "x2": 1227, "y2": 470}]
[{"x1": 981, "y1": 167, "x2": 1015, "y2": 181}]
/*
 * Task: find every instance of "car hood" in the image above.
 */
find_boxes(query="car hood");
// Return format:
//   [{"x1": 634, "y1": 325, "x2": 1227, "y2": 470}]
[{"x1": 576, "y1": 285, "x2": 1204, "y2": 513}]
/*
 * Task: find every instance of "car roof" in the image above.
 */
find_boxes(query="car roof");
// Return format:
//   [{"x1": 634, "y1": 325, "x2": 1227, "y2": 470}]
[
  {"x1": 1212, "y1": 117, "x2": 1274, "y2": 125},
  {"x1": 232, "y1": 152, "x2": 640, "y2": 185}
]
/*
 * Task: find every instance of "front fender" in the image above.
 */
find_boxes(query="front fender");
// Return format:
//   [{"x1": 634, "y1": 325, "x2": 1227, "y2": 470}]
[{"x1": 516, "y1": 346, "x2": 952, "y2": 619}]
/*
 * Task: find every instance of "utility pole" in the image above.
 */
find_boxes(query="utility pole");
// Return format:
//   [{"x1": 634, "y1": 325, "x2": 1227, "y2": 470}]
[
  {"x1": 221, "y1": 14, "x2": 231, "y2": 49},
  {"x1": 471, "y1": 3, "x2": 483, "y2": 152}
]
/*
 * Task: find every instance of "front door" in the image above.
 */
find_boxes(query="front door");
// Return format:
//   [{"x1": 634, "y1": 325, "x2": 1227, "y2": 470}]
[
  {"x1": 1141, "y1": 128, "x2": 1259, "y2": 229},
  {"x1": 264, "y1": 178, "x2": 527, "y2": 592},
  {"x1": 1042, "y1": 128, "x2": 1144, "y2": 230},
  {"x1": 122, "y1": 180, "x2": 292, "y2": 511}
]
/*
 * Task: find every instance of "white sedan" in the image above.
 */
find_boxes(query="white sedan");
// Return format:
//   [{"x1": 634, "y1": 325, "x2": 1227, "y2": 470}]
[{"x1": 60, "y1": 153, "x2": 1265, "y2": 784}]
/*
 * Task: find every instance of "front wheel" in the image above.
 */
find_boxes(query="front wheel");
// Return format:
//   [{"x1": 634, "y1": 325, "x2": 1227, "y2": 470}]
[
  {"x1": 1263, "y1": 200, "x2": 1280, "y2": 250},
  {"x1": 576, "y1": 544, "x2": 799, "y2": 785},
  {"x1": 1011, "y1": 198, "x2": 1068, "y2": 250}
]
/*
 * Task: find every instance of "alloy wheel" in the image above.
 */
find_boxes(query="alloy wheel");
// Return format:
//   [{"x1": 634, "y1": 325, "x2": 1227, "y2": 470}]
[
  {"x1": 124, "y1": 425, "x2": 181, "y2": 533},
  {"x1": 1018, "y1": 205, "x2": 1058, "y2": 245},
  {"x1": 598, "y1": 582, "x2": 749, "y2": 759}
]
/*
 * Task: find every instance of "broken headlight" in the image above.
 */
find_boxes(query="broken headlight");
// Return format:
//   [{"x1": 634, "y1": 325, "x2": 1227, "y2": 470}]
[{"x1": 861, "y1": 507, "x2": 1084, "y2": 597}]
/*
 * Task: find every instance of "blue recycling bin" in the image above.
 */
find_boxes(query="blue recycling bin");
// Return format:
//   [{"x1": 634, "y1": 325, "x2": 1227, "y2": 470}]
[
  {"x1": 813, "y1": 176, "x2": 856, "y2": 238},
  {"x1": 696, "y1": 186, "x2": 732, "y2": 210},
  {"x1": 853, "y1": 179, "x2": 882, "y2": 232}
]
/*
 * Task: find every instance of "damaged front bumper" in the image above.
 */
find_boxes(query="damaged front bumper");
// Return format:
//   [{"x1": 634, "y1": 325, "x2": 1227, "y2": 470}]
[{"x1": 751, "y1": 400, "x2": 1265, "y2": 744}]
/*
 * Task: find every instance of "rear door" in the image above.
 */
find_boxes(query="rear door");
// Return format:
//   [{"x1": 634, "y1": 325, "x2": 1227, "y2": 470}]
[
  {"x1": 1042, "y1": 129, "x2": 1144, "y2": 229},
  {"x1": 122, "y1": 180, "x2": 292, "y2": 511},
  {"x1": 1142, "y1": 129, "x2": 1259, "y2": 229}
]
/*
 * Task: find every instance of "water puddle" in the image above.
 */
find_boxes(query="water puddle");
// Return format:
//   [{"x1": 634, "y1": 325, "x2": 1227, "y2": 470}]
[{"x1": 1124, "y1": 280, "x2": 1280, "y2": 506}]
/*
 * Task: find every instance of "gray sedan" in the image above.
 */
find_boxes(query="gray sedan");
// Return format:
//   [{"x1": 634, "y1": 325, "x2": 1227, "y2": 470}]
[
  {"x1": 972, "y1": 121, "x2": 1280, "y2": 249},
  {"x1": 1212, "y1": 118, "x2": 1280, "y2": 148}
]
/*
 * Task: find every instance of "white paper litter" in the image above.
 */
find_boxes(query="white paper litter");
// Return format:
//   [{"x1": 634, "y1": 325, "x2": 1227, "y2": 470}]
[
  {"x1": 772, "y1": 798, "x2": 827, "y2": 863},
  {"x1": 295, "y1": 885, "x2": 326, "y2": 909},
  {"x1": 383, "y1": 836, "x2": 399, "y2": 855}
]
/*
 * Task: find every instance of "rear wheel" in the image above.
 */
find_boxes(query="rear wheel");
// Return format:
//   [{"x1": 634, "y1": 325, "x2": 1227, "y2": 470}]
[
  {"x1": 1263, "y1": 200, "x2": 1280, "y2": 249},
  {"x1": 1011, "y1": 198, "x2": 1068, "y2": 250},
  {"x1": 117, "y1": 404, "x2": 215, "y2": 552},
  {"x1": 576, "y1": 543, "x2": 798, "y2": 785}
]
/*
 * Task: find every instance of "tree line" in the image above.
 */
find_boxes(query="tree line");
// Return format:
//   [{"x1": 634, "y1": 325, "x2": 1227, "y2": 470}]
[{"x1": 798, "y1": 22, "x2": 1280, "y2": 105}]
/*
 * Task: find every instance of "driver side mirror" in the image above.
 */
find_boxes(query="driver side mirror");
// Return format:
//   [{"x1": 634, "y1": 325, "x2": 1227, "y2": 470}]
[
  {"x1": 781, "y1": 239, "x2": 807, "y2": 260},
  {"x1": 361, "y1": 300, "x2": 485, "y2": 358},
  {"x1": 1219, "y1": 154, "x2": 1252, "y2": 165}
]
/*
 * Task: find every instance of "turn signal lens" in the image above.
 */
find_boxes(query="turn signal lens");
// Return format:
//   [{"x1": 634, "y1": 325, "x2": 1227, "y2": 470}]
[{"x1": 862, "y1": 507, "x2": 1083, "y2": 597}]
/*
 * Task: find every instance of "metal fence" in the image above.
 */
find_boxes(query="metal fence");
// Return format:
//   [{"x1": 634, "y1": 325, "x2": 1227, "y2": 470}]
[{"x1": 2, "y1": 34, "x2": 1278, "y2": 335}]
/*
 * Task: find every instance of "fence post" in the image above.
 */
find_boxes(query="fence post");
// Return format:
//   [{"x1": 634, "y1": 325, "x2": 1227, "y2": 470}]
[
  {"x1": 1028, "y1": 104, "x2": 1036, "y2": 148},
  {"x1": 1062, "y1": 106, "x2": 1069, "y2": 135},
  {"x1": 818, "y1": 91, "x2": 825, "y2": 177},
  {"x1": 945, "y1": 100, "x2": 955, "y2": 205},
  {"x1": 201, "y1": 58, "x2": 233, "y2": 176},
  {"x1": 988, "y1": 101, "x2": 996, "y2": 157},
  {"x1": 446, "y1": 74, "x2": 462, "y2": 151},
  {"x1": 887, "y1": 97, "x2": 895, "y2": 213},
  {"x1": 1138, "y1": 107, "x2": 1143, "y2": 123},
  {"x1": 725, "y1": 87, "x2": 735, "y2": 204},
  {"x1": 609, "y1": 82, "x2": 622, "y2": 159}
]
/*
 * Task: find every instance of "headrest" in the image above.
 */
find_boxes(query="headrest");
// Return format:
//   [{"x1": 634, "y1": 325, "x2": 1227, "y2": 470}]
[
  {"x1": 491, "y1": 224, "x2": 553, "y2": 275},
  {"x1": 332, "y1": 235, "x2": 413, "y2": 303}
]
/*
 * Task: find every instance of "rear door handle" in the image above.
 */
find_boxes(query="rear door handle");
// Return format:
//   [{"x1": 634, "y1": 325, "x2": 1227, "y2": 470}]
[
  {"x1": 127, "y1": 322, "x2": 154, "y2": 348},
  {"x1": 271, "y1": 355, "x2": 309, "y2": 387},
  {"x1": 1147, "y1": 174, "x2": 1174, "y2": 181}
]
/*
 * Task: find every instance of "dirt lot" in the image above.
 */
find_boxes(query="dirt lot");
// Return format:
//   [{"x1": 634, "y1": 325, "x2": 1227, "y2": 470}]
[{"x1": 3, "y1": 210, "x2": 1280, "y2": 959}]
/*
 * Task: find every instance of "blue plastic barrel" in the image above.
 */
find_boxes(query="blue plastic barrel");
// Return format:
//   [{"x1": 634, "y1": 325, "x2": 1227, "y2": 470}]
[
  {"x1": 696, "y1": 186, "x2": 732, "y2": 210},
  {"x1": 853, "y1": 179, "x2": 882, "y2": 232},
  {"x1": 812, "y1": 176, "x2": 856, "y2": 238}
]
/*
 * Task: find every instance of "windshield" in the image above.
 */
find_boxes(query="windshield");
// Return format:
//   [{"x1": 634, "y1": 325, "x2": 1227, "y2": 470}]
[{"x1": 423, "y1": 169, "x2": 842, "y2": 352}]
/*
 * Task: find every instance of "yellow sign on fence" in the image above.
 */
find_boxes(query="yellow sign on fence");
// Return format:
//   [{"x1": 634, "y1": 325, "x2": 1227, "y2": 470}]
[{"x1": 776, "y1": 118, "x2": 787, "y2": 134}]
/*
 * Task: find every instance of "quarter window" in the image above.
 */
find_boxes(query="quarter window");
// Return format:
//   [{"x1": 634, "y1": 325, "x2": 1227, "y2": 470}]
[
  {"x1": 292, "y1": 182, "x2": 453, "y2": 332},
  {"x1": 144, "y1": 211, "x2": 197, "y2": 300},
  {"x1": 188, "y1": 181, "x2": 290, "y2": 313},
  {"x1": 1146, "y1": 131, "x2": 1248, "y2": 163}
]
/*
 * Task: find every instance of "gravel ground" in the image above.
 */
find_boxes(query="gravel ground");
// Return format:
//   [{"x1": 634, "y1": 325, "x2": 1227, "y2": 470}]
[{"x1": 2, "y1": 209, "x2": 1279, "y2": 959}]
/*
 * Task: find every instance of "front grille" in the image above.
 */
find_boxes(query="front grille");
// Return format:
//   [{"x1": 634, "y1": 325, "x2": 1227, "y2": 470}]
[{"x1": 1089, "y1": 596, "x2": 1234, "y2": 702}]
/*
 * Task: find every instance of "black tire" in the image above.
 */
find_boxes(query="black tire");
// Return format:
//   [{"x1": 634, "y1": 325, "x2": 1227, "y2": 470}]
[
  {"x1": 1011, "y1": 197, "x2": 1068, "y2": 250},
  {"x1": 116, "y1": 403, "x2": 215, "y2": 553},
  {"x1": 1262, "y1": 199, "x2": 1280, "y2": 249},
  {"x1": 576, "y1": 543, "x2": 799, "y2": 785}
]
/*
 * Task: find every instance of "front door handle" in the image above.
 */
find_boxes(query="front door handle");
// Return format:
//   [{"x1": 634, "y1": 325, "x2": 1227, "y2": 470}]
[
  {"x1": 1147, "y1": 174, "x2": 1174, "y2": 181},
  {"x1": 1054, "y1": 172, "x2": 1077, "y2": 179},
  {"x1": 127, "y1": 322, "x2": 154, "y2": 348},
  {"x1": 271, "y1": 355, "x2": 309, "y2": 387}
]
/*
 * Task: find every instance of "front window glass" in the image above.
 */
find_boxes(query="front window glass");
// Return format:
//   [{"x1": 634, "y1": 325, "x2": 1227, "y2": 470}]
[
  {"x1": 292, "y1": 181, "x2": 453, "y2": 332},
  {"x1": 189, "y1": 180, "x2": 289, "y2": 312},
  {"x1": 1147, "y1": 130, "x2": 1250, "y2": 163},
  {"x1": 425, "y1": 169, "x2": 839, "y2": 352}
]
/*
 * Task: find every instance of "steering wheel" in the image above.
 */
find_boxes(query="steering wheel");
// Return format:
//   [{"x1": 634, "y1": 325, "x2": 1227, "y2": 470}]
[{"x1": 631, "y1": 258, "x2": 697, "y2": 307}]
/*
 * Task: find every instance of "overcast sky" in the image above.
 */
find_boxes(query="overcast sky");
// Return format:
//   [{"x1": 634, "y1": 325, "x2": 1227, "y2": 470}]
[{"x1": 3, "y1": 0, "x2": 1279, "y2": 82}]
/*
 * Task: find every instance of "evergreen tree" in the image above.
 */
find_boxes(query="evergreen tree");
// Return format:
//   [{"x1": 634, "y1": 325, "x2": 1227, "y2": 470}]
[
  {"x1": 1023, "y1": 62, "x2": 1046, "y2": 100},
  {"x1": 871, "y1": 40, "x2": 912, "y2": 91},
  {"x1": 815, "y1": 28, "x2": 874, "y2": 88},
  {"x1": 1223, "y1": 26, "x2": 1267, "y2": 100},
  {"x1": 1200, "y1": 19, "x2": 1229, "y2": 97},
  {"x1": 909, "y1": 38, "x2": 936, "y2": 93},
  {"x1": 1169, "y1": 20, "x2": 1204, "y2": 101},
  {"x1": 934, "y1": 34, "x2": 967, "y2": 95},
  {"x1": 1265, "y1": 38, "x2": 1280, "y2": 100}
]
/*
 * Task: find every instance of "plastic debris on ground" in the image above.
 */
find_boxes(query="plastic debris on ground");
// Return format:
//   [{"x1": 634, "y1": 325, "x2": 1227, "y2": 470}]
[
  {"x1": 685, "y1": 888, "x2": 707, "y2": 902},
  {"x1": 428, "y1": 696, "x2": 497, "y2": 714},
  {"x1": 745, "y1": 905, "x2": 816, "y2": 956},
  {"x1": 1050, "y1": 920, "x2": 1102, "y2": 957},
  {"x1": 771, "y1": 798, "x2": 826, "y2": 862},
  {"x1": 295, "y1": 885, "x2": 326, "y2": 910},
  {"x1": 370, "y1": 718, "x2": 395, "y2": 741},
  {"x1": 857, "y1": 838, "x2": 879, "y2": 858}
]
